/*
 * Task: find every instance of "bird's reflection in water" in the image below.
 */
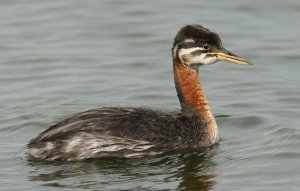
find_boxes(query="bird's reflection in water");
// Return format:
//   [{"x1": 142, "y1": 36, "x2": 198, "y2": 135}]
[
  {"x1": 28, "y1": 145, "x2": 218, "y2": 190},
  {"x1": 177, "y1": 146, "x2": 218, "y2": 191}
]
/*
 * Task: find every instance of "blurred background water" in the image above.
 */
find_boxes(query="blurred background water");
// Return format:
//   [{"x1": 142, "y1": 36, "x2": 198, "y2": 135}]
[{"x1": 0, "y1": 0, "x2": 300, "y2": 190}]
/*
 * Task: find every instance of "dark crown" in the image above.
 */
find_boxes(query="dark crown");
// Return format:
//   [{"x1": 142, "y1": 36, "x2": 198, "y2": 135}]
[{"x1": 172, "y1": 25, "x2": 223, "y2": 51}]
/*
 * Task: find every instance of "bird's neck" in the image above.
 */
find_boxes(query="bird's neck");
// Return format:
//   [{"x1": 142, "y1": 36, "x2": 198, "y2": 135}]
[{"x1": 173, "y1": 58, "x2": 218, "y2": 143}]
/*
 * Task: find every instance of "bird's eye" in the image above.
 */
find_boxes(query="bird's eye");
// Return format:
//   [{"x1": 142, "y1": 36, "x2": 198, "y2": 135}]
[{"x1": 203, "y1": 44, "x2": 209, "y2": 50}]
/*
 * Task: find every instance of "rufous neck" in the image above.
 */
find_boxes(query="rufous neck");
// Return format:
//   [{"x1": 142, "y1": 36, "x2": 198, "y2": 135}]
[{"x1": 173, "y1": 58, "x2": 216, "y2": 126}]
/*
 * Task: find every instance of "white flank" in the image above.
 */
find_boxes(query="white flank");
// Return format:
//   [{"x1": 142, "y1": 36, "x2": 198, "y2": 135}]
[{"x1": 65, "y1": 136, "x2": 82, "y2": 152}]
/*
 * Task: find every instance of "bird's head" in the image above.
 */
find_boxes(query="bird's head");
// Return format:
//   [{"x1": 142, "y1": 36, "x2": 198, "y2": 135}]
[{"x1": 172, "y1": 25, "x2": 252, "y2": 68}]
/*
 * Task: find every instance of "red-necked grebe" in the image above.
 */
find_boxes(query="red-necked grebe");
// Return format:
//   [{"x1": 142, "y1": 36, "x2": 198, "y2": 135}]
[{"x1": 27, "y1": 25, "x2": 251, "y2": 161}]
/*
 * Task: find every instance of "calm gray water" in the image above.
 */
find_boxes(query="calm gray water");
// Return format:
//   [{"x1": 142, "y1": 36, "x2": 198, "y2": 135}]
[{"x1": 0, "y1": 0, "x2": 300, "y2": 190}]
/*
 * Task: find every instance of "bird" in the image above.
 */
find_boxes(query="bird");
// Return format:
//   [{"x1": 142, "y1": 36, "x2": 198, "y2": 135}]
[{"x1": 27, "y1": 24, "x2": 251, "y2": 161}]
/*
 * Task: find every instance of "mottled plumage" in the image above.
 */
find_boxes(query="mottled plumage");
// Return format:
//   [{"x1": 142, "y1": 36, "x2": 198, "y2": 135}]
[{"x1": 28, "y1": 107, "x2": 213, "y2": 161}]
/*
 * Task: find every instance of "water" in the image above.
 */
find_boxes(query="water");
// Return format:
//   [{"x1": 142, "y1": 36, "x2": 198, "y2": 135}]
[{"x1": 0, "y1": 0, "x2": 300, "y2": 190}]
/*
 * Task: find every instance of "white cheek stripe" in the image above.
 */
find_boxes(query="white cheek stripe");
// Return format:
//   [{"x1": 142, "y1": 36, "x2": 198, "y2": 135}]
[
  {"x1": 187, "y1": 54, "x2": 206, "y2": 65},
  {"x1": 190, "y1": 54, "x2": 217, "y2": 65},
  {"x1": 173, "y1": 39, "x2": 195, "y2": 58},
  {"x1": 178, "y1": 47, "x2": 218, "y2": 65},
  {"x1": 178, "y1": 47, "x2": 205, "y2": 63},
  {"x1": 179, "y1": 47, "x2": 205, "y2": 55},
  {"x1": 173, "y1": 44, "x2": 178, "y2": 58}
]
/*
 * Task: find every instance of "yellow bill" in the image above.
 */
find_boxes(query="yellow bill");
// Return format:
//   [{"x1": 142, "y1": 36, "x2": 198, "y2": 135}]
[{"x1": 211, "y1": 52, "x2": 252, "y2": 65}]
